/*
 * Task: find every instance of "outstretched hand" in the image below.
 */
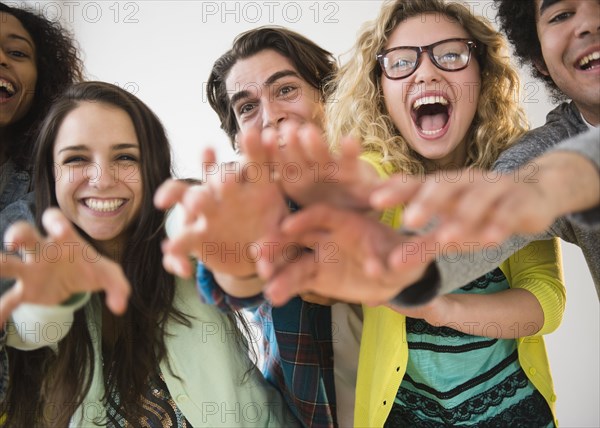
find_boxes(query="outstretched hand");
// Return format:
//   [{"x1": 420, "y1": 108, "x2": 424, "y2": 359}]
[
  {"x1": 370, "y1": 168, "x2": 559, "y2": 247},
  {"x1": 266, "y1": 124, "x2": 382, "y2": 210},
  {"x1": 154, "y1": 128, "x2": 290, "y2": 278},
  {"x1": 0, "y1": 208, "x2": 130, "y2": 325},
  {"x1": 256, "y1": 204, "x2": 433, "y2": 306}
]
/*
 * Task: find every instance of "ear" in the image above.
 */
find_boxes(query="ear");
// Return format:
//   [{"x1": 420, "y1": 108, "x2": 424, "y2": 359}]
[
  {"x1": 233, "y1": 133, "x2": 241, "y2": 154},
  {"x1": 533, "y1": 58, "x2": 550, "y2": 76}
]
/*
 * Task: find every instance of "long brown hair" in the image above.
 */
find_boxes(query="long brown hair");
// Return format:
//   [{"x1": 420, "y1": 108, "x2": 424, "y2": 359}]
[{"x1": 2, "y1": 82, "x2": 188, "y2": 426}]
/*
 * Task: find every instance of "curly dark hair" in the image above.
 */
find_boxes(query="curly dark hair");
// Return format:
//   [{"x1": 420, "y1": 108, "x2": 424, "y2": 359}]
[
  {"x1": 0, "y1": 2, "x2": 84, "y2": 171},
  {"x1": 207, "y1": 26, "x2": 337, "y2": 149},
  {"x1": 493, "y1": 0, "x2": 564, "y2": 101}
]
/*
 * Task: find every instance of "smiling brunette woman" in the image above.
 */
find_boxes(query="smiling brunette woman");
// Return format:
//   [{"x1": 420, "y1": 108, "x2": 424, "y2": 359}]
[{"x1": 1, "y1": 81, "x2": 294, "y2": 427}]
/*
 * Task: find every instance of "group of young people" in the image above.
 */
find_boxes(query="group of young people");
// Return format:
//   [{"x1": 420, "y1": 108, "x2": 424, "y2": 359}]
[{"x1": 0, "y1": 0, "x2": 598, "y2": 426}]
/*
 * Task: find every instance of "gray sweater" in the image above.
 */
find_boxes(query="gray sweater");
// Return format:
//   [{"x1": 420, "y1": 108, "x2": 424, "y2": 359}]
[{"x1": 395, "y1": 103, "x2": 599, "y2": 305}]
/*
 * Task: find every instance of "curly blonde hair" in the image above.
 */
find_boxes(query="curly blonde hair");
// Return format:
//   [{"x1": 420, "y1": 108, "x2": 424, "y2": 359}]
[{"x1": 326, "y1": 0, "x2": 528, "y2": 174}]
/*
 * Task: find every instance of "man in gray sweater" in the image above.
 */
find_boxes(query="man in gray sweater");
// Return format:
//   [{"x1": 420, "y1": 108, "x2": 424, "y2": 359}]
[{"x1": 392, "y1": 0, "x2": 600, "y2": 302}]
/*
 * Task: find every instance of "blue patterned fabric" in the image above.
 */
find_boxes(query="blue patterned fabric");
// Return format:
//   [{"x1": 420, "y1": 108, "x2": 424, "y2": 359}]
[{"x1": 385, "y1": 268, "x2": 554, "y2": 427}]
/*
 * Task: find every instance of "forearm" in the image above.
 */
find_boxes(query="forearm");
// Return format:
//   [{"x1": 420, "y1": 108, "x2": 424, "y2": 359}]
[{"x1": 433, "y1": 288, "x2": 544, "y2": 339}]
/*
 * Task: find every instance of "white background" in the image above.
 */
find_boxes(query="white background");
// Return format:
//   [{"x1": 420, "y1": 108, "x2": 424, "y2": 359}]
[{"x1": 13, "y1": 1, "x2": 598, "y2": 426}]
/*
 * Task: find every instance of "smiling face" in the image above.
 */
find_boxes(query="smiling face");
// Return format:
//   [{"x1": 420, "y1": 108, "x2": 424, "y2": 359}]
[
  {"x1": 381, "y1": 13, "x2": 481, "y2": 170},
  {"x1": 225, "y1": 49, "x2": 324, "y2": 142},
  {"x1": 53, "y1": 102, "x2": 143, "y2": 255},
  {"x1": 0, "y1": 12, "x2": 37, "y2": 128},
  {"x1": 535, "y1": 0, "x2": 600, "y2": 125}
]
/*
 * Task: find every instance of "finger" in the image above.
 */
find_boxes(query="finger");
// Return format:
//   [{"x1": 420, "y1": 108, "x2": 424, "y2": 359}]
[
  {"x1": 450, "y1": 173, "x2": 510, "y2": 232},
  {"x1": 4, "y1": 221, "x2": 43, "y2": 261},
  {"x1": 403, "y1": 177, "x2": 467, "y2": 229},
  {"x1": 182, "y1": 184, "x2": 216, "y2": 217},
  {"x1": 255, "y1": 231, "x2": 291, "y2": 280},
  {"x1": 279, "y1": 122, "x2": 310, "y2": 166},
  {"x1": 162, "y1": 251, "x2": 194, "y2": 278},
  {"x1": 0, "y1": 254, "x2": 25, "y2": 279},
  {"x1": 154, "y1": 179, "x2": 190, "y2": 210},
  {"x1": 300, "y1": 124, "x2": 331, "y2": 166},
  {"x1": 42, "y1": 208, "x2": 76, "y2": 242},
  {"x1": 337, "y1": 136, "x2": 363, "y2": 177},
  {"x1": 240, "y1": 127, "x2": 269, "y2": 167},
  {"x1": 101, "y1": 264, "x2": 131, "y2": 315},
  {"x1": 0, "y1": 285, "x2": 23, "y2": 326},
  {"x1": 281, "y1": 204, "x2": 346, "y2": 235},
  {"x1": 263, "y1": 253, "x2": 316, "y2": 306},
  {"x1": 200, "y1": 147, "x2": 219, "y2": 184},
  {"x1": 163, "y1": 230, "x2": 203, "y2": 270},
  {"x1": 370, "y1": 175, "x2": 423, "y2": 210}
]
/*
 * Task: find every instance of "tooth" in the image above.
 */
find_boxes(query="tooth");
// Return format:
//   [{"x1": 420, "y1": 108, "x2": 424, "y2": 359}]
[
  {"x1": 580, "y1": 51, "x2": 600, "y2": 67},
  {"x1": 413, "y1": 95, "x2": 449, "y2": 110},
  {"x1": 85, "y1": 198, "x2": 124, "y2": 212},
  {"x1": 0, "y1": 80, "x2": 15, "y2": 95}
]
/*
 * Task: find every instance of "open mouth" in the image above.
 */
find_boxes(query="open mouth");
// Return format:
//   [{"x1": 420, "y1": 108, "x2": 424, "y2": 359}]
[
  {"x1": 0, "y1": 79, "x2": 16, "y2": 102},
  {"x1": 411, "y1": 95, "x2": 451, "y2": 136},
  {"x1": 577, "y1": 51, "x2": 600, "y2": 71},
  {"x1": 83, "y1": 198, "x2": 126, "y2": 213}
]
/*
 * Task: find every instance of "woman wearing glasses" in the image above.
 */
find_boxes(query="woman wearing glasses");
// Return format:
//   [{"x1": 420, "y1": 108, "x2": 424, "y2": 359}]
[{"x1": 324, "y1": 0, "x2": 564, "y2": 426}]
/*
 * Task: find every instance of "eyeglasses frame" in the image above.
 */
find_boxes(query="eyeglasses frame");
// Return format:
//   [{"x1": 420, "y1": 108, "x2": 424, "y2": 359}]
[{"x1": 376, "y1": 38, "x2": 479, "y2": 80}]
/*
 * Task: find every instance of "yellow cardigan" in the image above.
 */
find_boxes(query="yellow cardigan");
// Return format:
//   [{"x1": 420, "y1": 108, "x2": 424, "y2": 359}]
[{"x1": 354, "y1": 154, "x2": 566, "y2": 427}]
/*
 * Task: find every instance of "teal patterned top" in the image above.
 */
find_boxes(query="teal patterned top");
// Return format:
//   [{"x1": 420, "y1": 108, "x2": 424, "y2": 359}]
[{"x1": 385, "y1": 268, "x2": 555, "y2": 427}]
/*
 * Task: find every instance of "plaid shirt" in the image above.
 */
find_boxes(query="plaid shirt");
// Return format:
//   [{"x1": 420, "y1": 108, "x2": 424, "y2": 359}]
[{"x1": 198, "y1": 265, "x2": 337, "y2": 428}]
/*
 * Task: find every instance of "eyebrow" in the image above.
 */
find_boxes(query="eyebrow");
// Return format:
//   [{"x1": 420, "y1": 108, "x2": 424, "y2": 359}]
[
  {"x1": 7, "y1": 33, "x2": 35, "y2": 50},
  {"x1": 229, "y1": 69, "x2": 302, "y2": 108},
  {"x1": 57, "y1": 143, "x2": 139, "y2": 154},
  {"x1": 539, "y1": 0, "x2": 562, "y2": 16}
]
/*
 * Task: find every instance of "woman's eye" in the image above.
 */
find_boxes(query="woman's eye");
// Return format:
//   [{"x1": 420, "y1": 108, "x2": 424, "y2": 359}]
[
  {"x1": 391, "y1": 59, "x2": 413, "y2": 70},
  {"x1": 549, "y1": 11, "x2": 573, "y2": 23},
  {"x1": 441, "y1": 52, "x2": 460, "y2": 62},
  {"x1": 63, "y1": 156, "x2": 86, "y2": 164},
  {"x1": 117, "y1": 154, "x2": 138, "y2": 162},
  {"x1": 8, "y1": 50, "x2": 29, "y2": 58}
]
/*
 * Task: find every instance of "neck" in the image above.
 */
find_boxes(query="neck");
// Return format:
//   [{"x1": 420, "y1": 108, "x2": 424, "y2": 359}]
[{"x1": 578, "y1": 104, "x2": 600, "y2": 127}]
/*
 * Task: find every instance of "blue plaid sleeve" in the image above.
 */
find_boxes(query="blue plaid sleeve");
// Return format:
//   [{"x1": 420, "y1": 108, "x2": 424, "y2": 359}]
[{"x1": 196, "y1": 263, "x2": 266, "y2": 311}]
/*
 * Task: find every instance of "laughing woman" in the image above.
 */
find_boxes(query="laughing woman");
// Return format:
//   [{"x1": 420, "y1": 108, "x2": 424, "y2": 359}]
[
  {"x1": 1, "y1": 82, "x2": 294, "y2": 427},
  {"x1": 327, "y1": 0, "x2": 565, "y2": 426}
]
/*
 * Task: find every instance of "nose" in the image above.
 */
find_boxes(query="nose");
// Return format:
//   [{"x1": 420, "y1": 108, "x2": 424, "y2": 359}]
[
  {"x1": 574, "y1": 2, "x2": 600, "y2": 37},
  {"x1": 88, "y1": 161, "x2": 118, "y2": 190},
  {"x1": 413, "y1": 53, "x2": 443, "y2": 85},
  {"x1": 0, "y1": 49, "x2": 8, "y2": 68},
  {"x1": 261, "y1": 101, "x2": 287, "y2": 129}
]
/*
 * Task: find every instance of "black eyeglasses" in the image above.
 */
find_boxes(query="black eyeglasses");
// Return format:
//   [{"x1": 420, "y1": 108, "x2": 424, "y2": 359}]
[{"x1": 376, "y1": 38, "x2": 478, "y2": 80}]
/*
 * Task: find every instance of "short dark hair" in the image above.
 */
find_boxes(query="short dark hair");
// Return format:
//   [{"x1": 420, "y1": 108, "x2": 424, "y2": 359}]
[
  {"x1": 206, "y1": 26, "x2": 337, "y2": 147},
  {"x1": 0, "y1": 2, "x2": 84, "y2": 170},
  {"x1": 493, "y1": 0, "x2": 563, "y2": 100}
]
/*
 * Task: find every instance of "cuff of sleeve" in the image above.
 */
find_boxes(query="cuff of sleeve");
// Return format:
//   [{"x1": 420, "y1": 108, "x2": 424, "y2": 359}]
[
  {"x1": 7, "y1": 293, "x2": 90, "y2": 350},
  {"x1": 567, "y1": 206, "x2": 600, "y2": 230},
  {"x1": 388, "y1": 262, "x2": 441, "y2": 306}
]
